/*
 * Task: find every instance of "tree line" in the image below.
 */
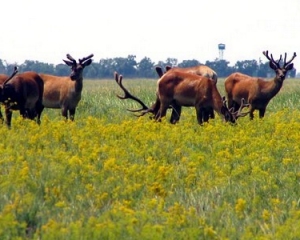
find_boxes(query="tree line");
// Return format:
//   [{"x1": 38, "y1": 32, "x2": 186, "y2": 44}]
[{"x1": 0, "y1": 55, "x2": 297, "y2": 79}]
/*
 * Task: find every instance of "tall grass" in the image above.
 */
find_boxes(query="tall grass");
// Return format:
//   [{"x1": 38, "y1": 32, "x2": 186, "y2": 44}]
[{"x1": 1, "y1": 77, "x2": 300, "y2": 239}]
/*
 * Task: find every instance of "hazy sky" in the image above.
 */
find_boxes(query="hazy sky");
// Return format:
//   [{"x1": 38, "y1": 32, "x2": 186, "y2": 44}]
[{"x1": 1, "y1": 0, "x2": 300, "y2": 69}]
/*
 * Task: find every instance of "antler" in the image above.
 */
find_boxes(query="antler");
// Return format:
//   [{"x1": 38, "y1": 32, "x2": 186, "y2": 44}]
[
  {"x1": 283, "y1": 52, "x2": 297, "y2": 67},
  {"x1": 3, "y1": 66, "x2": 18, "y2": 85},
  {"x1": 114, "y1": 72, "x2": 153, "y2": 116},
  {"x1": 79, "y1": 54, "x2": 94, "y2": 64},
  {"x1": 263, "y1": 50, "x2": 281, "y2": 68},
  {"x1": 230, "y1": 98, "x2": 250, "y2": 119},
  {"x1": 66, "y1": 54, "x2": 76, "y2": 64}
]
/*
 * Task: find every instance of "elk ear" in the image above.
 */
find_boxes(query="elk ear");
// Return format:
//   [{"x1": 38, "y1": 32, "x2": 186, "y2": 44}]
[
  {"x1": 165, "y1": 65, "x2": 172, "y2": 71},
  {"x1": 155, "y1": 66, "x2": 164, "y2": 77},
  {"x1": 63, "y1": 59, "x2": 74, "y2": 66},
  {"x1": 285, "y1": 63, "x2": 294, "y2": 71},
  {"x1": 269, "y1": 61, "x2": 277, "y2": 70},
  {"x1": 83, "y1": 59, "x2": 93, "y2": 67}
]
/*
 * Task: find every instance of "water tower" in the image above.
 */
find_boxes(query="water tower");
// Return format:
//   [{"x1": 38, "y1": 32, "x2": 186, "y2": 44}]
[{"x1": 218, "y1": 43, "x2": 226, "y2": 60}]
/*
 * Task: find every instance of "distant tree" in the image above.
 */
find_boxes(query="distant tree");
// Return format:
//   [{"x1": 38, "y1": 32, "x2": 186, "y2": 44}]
[
  {"x1": 257, "y1": 58, "x2": 270, "y2": 77},
  {"x1": 84, "y1": 62, "x2": 98, "y2": 79},
  {"x1": 19, "y1": 60, "x2": 55, "y2": 74},
  {"x1": 0, "y1": 59, "x2": 6, "y2": 74},
  {"x1": 6, "y1": 63, "x2": 17, "y2": 75},
  {"x1": 98, "y1": 58, "x2": 114, "y2": 78},
  {"x1": 206, "y1": 59, "x2": 233, "y2": 77},
  {"x1": 178, "y1": 59, "x2": 201, "y2": 68},
  {"x1": 111, "y1": 55, "x2": 137, "y2": 77},
  {"x1": 165, "y1": 58, "x2": 178, "y2": 67},
  {"x1": 137, "y1": 57, "x2": 156, "y2": 78},
  {"x1": 234, "y1": 60, "x2": 258, "y2": 76},
  {"x1": 55, "y1": 63, "x2": 70, "y2": 76},
  {"x1": 288, "y1": 68, "x2": 296, "y2": 78}
]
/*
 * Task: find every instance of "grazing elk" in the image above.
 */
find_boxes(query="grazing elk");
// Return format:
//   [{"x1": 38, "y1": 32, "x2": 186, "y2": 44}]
[
  {"x1": 39, "y1": 54, "x2": 94, "y2": 121},
  {"x1": 225, "y1": 50, "x2": 297, "y2": 120},
  {"x1": 0, "y1": 67, "x2": 44, "y2": 127},
  {"x1": 155, "y1": 65, "x2": 218, "y2": 120},
  {"x1": 115, "y1": 70, "x2": 248, "y2": 125}
]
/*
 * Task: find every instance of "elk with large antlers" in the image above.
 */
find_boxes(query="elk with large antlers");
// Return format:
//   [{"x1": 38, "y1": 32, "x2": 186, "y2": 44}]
[
  {"x1": 0, "y1": 67, "x2": 44, "y2": 127},
  {"x1": 224, "y1": 50, "x2": 297, "y2": 120},
  {"x1": 115, "y1": 70, "x2": 248, "y2": 125},
  {"x1": 39, "y1": 54, "x2": 94, "y2": 120}
]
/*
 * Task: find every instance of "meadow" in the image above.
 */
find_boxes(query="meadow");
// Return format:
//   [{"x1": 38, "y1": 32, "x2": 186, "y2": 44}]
[{"x1": 1, "y1": 77, "x2": 300, "y2": 239}]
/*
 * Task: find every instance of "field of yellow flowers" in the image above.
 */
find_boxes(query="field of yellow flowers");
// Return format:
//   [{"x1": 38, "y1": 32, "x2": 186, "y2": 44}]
[{"x1": 1, "y1": 78, "x2": 300, "y2": 239}]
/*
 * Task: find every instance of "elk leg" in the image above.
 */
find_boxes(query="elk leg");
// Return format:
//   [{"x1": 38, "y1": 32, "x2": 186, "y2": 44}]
[
  {"x1": 26, "y1": 109, "x2": 33, "y2": 119},
  {"x1": 196, "y1": 107, "x2": 204, "y2": 125},
  {"x1": 0, "y1": 108, "x2": 3, "y2": 123},
  {"x1": 19, "y1": 107, "x2": 27, "y2": 119},
  {"x1": 170, "y1": 103, "x2": 181, "y2": 124},
  {"x1": 156, "y1": 102, "x2": 169, "y2": 122},
  {"x1": 5, "y1": 108, "x2": 12, "y2": 127},
  {"x1": 209, "y1": 108, "x2": 215, "y2": 119},
  {"x1": 61, "y1": 107, "x2": 68, "y2": 120},
  {"x1": 203, "y1": 108, "x2": 210, "y2": 122},
  {"x1": 35, "y1": 103, "x2": 44, "y2": 125},
  {"x1": 259, "y1": 108, "x2": 266, "y2": 118},
  {"x1": 249, "y1": 106, "x2": 255, "y2": 120},
  {"x1": 69, "y1": 109, "x2": 76, "y2": 121}
]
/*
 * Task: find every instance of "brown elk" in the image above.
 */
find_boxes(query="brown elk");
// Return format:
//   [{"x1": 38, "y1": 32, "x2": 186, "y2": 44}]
[
  {"x1": 0, "y1": 67, "x2": 44, "y2": 127},
  {"x1": 39, "y1": 54, "x2": 94, "y2": 120},
  {"x1": 224, "y1": 50, "x2": 297, "y2": 120},
  {"x1": 155, "y1": 65, "x2": 217, "y2": 120},
  {"x1": 115, "y1": 70, "x2": 248, "y2": 125}
]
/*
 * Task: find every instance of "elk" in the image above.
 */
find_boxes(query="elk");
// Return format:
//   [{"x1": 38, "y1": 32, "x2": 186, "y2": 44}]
[
  {"x1": 39, "y1": 54, "x2": 94, "y2": 120},
  {"x1": 0, "y1": 67, "x2": 44, "y2": 127},
  {"x1": 115, "y1": 70, "x2": 248, "y2": 125},
  {"x1": 224, "y1": 50, "x2": 297, "y2": 120},
  {"x1": 155, "y1": 65, "x2": 217, "y2": 120}
]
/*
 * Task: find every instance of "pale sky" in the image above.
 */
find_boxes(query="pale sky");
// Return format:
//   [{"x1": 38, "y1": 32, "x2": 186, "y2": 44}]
[{"x1": 1, "y1": 0, "x2": 300, "y2": 70}]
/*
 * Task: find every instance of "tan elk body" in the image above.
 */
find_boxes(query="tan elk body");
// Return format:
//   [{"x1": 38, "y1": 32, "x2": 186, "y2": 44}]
[
  {"x1": 225, "y1": 51, "x2": 296, "y2": 119},
  {"x1": 39, "y1": 54, "x2": 93, "y2": 120}
]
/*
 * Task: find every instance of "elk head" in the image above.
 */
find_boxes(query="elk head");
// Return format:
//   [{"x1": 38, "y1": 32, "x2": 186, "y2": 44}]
[
  {"x1": 0, "y1": 66, "x2": 18, "y2": 101},
  {"x1": 263, "y1": 50, "x2": 297, "y2": 80},
  {"x1": 63, "y1": 54, "x2": 94, "y2": 80}
]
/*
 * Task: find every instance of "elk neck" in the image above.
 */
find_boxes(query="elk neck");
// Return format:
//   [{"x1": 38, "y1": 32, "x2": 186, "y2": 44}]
[
  {"x1": 211, "y1": 90, "x2": 228, "y2": 120},
  {"x1": 260, "y1": 75, "x2": 284, "y2": 99},
  {"x1": 73, "y1": 76, "x2": 83, "y2": 93}
]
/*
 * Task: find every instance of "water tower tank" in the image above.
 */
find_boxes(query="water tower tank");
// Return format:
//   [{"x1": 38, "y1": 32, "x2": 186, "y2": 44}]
[{"x1": 218, "y1": 43, "x2": 226, "y2": 60}]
